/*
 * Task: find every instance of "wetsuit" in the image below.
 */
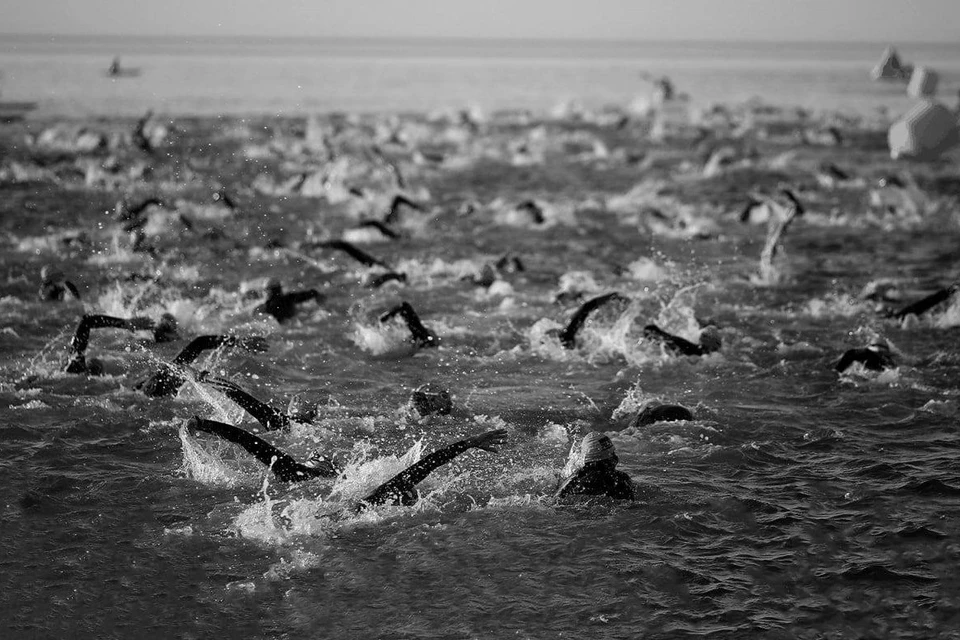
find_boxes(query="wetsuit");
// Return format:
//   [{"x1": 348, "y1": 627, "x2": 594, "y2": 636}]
[{"x1": 555, "y1": 463, "x2": 636, "y2": 500}]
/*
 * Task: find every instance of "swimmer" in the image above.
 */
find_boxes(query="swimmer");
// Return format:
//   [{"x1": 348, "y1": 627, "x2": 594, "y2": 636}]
[
  {"x1": 758, "y1": 189, "x2": 803, "y2": 282},
  {"x1": 357, "y1": 219, "x2": 401, "y2": 240},
  {"x1": 133, "y1": 110, "x2": 154, "y2": 154},
  {"x1": 890, "y1": 283, "x2": 958, "y2": 320},
  {"x1": 38, "y1": 265, "x2": 81, "y2": 301},
  {"x1": 186, "y1": 417, "x2": 337, "y2": 481},
  {"x1": 137, "y1": 335, "x2": 268, "y2": 398},
  {"x1": 555, "y1": 432, "x2": 635, "y2": 500},
  {"x1": 643, "y1": 324, "x2": 721, "y2": 357},
  {"x1": 383, "y1": 194, "x2": 425, "y2": 226},
  {"x1": 632, "y1": 402, "x2": 694, "y2": 427},
  {"x1": 64, "y1": 314, "x2": 154, "y2": 375},
  {"x1": 254, "y1": 280, "x2": 325, "y2": 323},
  {"x1": 115, "y1": 196, "x2": 165, "y2": 225},
  {"x1": 558, "y1": 292, "x2": 628, "y2": 349},
  {"x1": 835, "y1": 340, "x2": 895, "y2": 373},
  {"x1": 317, "y1": 240, "x2": 392, "y2": 270},
  {"x1": 367, "y1": 271, "x2": 407, "y2": 289},
  {"x1": 212, "y1": 189, "x2": 238, "y2": 212},
  {"x1": 379, "y1": 301, "x2": 439, "y2": 348},
  {"x1": 152, "y1": 313, "x2": 180, "y2": 343},
  {"x1": 409, "y1": 383, "x2": 453, "y2": 417},
  {"x1": 199, "y1": 374, "x2": 291, "y2": 432},
  {"x1": 515, "y1": 200, "x2": 545, "y2": 225},
  {"x1": 186, "y1": 417, "x2": 507, "y2": 511}
]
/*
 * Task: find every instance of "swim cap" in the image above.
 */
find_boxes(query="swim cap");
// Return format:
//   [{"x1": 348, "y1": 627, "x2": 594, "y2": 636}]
[{"x1": 581, "y1": 432, "x2": 616, "y2": 464}]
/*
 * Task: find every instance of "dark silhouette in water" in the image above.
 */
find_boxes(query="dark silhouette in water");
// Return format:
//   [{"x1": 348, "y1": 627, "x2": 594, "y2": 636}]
[
  {"x1": 212, "y1": 189, "x2": 238, "y2": 212},
  {"x1": 367, "y1": 271, "x2": 407, "y2": 289},
  {"x1": 558, "y1": 292, "x2": 628, "y2": 349},
  {"x1": 64, "y1": 314, "x2": 154, "y2": 375},
  {"x1": 115, "y1": 196, "x2": 165, "y2": 225},
  {"x1": 186, "y1": 417, "x2": 506, "y2": 509},
  {"x1": 409, "y1": 383, "x2": 453, "y2": 417},
  {"x1": 890, "y1": 284, "x2": 958, "y2": 320},
  {"x1": 254, "y1": 281, "x2": 325, "y2": 323},
  {"x1": 132, "y1": 110, "x2": 154, "y2": 154},
  {"x1": 137, "y1": 335, "x2": 268, "y2": 397},
  {"x1": 555, "y1": 432, "x2": 635, "y2": 500},
  {"x1": 152, "y1": 313, "x2": 180, "y2": 343},
  {"x1": 380, "y1": 301, "x2": 439, "y2": 348},
  {"x1": 632, "y1": 402, "x2": 694, "y2": 427},
  {"x1": 317, "y1": 240, "x2": 392, "y2": 270},
  {"x1": 357, "y1": 219, "x2": 401, "y2": 240},
  {"x1": 383, "y1": 194, "x2": 425, "y2": 225},
  {"x1": 199, "y1": 375, "x2": 291, "y2": 432},
  {"x1": 38, "y1": 265, "x2": 80, "y2": 301},
  {"x1": 835, "y1": 341, "x2": 896, "y2": 373},
  {"x1": 643, "y1": 324, "x2": 722, "y2": 357},
  {"x1": 515, "y1": 200, "x2": 545, "y2": 225},
  {"x1": 187, "y1": 417, "x2": 337, "y2": 481}
]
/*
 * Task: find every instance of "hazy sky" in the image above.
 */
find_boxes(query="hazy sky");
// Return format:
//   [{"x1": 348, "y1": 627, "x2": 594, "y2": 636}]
[{"x1": 1, "y1": 0, "x2": 958, "y2": 42}]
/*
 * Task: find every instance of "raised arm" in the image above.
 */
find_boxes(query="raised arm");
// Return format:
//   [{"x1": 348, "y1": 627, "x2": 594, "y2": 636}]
[
  {"x1": 200, "y1": 376, "x2": 290, "y2": 432},
  {"x1": 360, "y1": 428, "x2": 507, "y2": 509},
  {"x1": 319, "y1": 240, "x2": 391, "y2": 269},
  {"x1": 69, "y1": 314, "x2": 153, "y2": 356},
  {"x1": 172, "y1": 335, "x2": 268, "y2": 366},
  {"x1": 380, "y1": 302, "x2": 438, "y2": 348},
  {"x1": 558, "y1": 292, "x2": 626, "y2": 349},
  {"x1": 186, "y1": 417, "x2": 336, "y2": 481},
  {"x1": 894, "y1": 285, "x2": 958, "y2": 319},
  {"x1": 642, "y1": 324, "x2": 703, "y2": 356}
]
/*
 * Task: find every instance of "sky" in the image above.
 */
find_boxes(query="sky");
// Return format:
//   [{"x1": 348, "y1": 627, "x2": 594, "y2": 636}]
[{"x1": 1, "y1": 0, "x2": 958, "y2": 42}]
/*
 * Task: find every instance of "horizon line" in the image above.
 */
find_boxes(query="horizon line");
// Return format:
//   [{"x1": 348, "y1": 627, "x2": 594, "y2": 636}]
[{"x1": 1, "y1": 32, "x2": 956, "y2": 46}]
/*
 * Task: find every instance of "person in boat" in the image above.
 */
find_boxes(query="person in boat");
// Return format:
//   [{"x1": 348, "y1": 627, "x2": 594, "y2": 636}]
[
  {"x1": 555, "y1": 432, "x2": 635, "y2": 500},
  {"x1": 643, "y1": 324, "x2": 721, "y2": 357},
  {"x1": 38, "y1": 265, "x2": 81, "y2": 301},
  {"x1": 137, "y1": 335, "x2": 268, "y2": 397},
  {"x1": 380, "y1": 301, "x2": 439, "y2": 348},
  {"x1": 186, "y1": 416, "x2": 507, "y2": 511},
  {"x1": 835, "y1": 339, "x2": 896, "y2": 373},
  {"x1": 64, "y1": 314, "x2": 154, "y2": 375},
  {"x1": 254, "y1": 280, "x2": 325, "y2": 323}
]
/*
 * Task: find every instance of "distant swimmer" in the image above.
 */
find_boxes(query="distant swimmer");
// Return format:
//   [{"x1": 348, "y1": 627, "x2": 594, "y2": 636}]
[
  {"x1": 890, "y1": 283, "x2": 958, "y2": 320},
  {"x1": 115, "y1": 196, "x2": 165, "y2": 225},
  {"x1": 137, "y1": 335, "x2": 268, "y2": 398},
  {"x1": 254, "y1": 280, "x2": 325, "y2": 323},
  {"x1": 758, "y1": 189, "x2": 803, "y2": 283},
  {"x1": 409, "y1": 382, "x2": 453, "y2": 417},
  {"x1": 64, "y1": 314, "x2": 154, "y2": 375},
  {"x1": 631, "y1": 402, "x2": 694, "y2": 427},
  {"x1": 380, "y1": 301, "x2": 439, "y2": 348},
  {"x1": 186, "y1": 417, "x2": 337, "y2": 481},
  {"x1": 357, "y1": 219, "x2": 402, "y2": 240},
  {"x1": 515, "y1": 200, "x2": 546, "y2": 225},
  {"x1": 152, "y1": 312, "x2": 180, "y2": 343},
  {"x1": 38, "y1": 265, "x2": 81, "y2": 301},
  {"x1": 835, "y1": 340, "x2": 896, "y2": 373},
  {"x1": 200, "y1": 374, "x2": 291, "y2": 432},
  {"x1": 132, "y1": 110, "x2": 154, "y2": 154},
  {"x1": 109, "y1": 57, "x2": 121, "y2": 76},
  {"x1": 558, "y1": 292, "x2": 628, "y2": 349},
  {"x1": 555, "y1": 432, "x2": 635, "y2": 500},
  {"x1": 316, "y1": 239, "x2": 392, "y2": 270},
  {"x1": 643, "y1": 324, "x2": 721, "y2": 357},
  {"x1": 383, "y1": 194, "x2": 425, "y2": 226},
  {"x1": 187, "y1": 417, "x2": 507, "y2": 511},
  {"x1": 212, "y1": 189, "x2": 238, "y2": 212}
]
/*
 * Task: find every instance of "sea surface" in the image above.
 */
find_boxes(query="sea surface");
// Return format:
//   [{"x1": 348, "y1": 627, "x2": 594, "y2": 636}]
[
  {"x1": 2, "y1": 35, "x2": 960, "y2": 640},
  {"x1": 1, "y1": 35, "x2": 960, "y2": 117}
]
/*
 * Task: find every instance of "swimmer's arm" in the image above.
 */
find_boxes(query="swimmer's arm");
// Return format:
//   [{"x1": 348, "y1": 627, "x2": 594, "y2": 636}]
[
  {"x1": 172, "y1": 335, "x2": 268, "y2": 366},
  {"x1": 362, "y1": 429, "x2": 508, "y2": 507},
  {"x1": 643, "y1": 324, "x2": 701, "y2": 356},
  {"x1": 64, "y1": 281, "x2": 81, "y2": 300},
  {"x1": 201, "y1": 377, "x2": 289, "y2": 432},
  {"x1": 894, "y1": 287, "x2": 955, "y2": 319},
  {"x1": 559, "y1": 293, "x2": 624, "y2": 348},
  {"x1": 70, "y1": 314, "x2": 153, "y2": 354},
  {"x1": 835, "y1": 348, "x2": 870, "y2": 372},
  {"x1": 187, "y1": 417, "x2": 334, "y2": 480}
]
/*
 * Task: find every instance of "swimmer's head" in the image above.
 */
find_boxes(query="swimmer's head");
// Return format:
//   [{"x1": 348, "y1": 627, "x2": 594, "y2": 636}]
[
  {"x1": 154, "y1": 313, "x2": 179, "y2": 343},
  {"x1": 699, "y1": 326, "x2": 722, "y2": 354},
  {"x1": 265, "y1": 280, "x2": 283, "y2": 297},
  {"x1": 40, "y1": 265, "x2": 63, "y2": 283},
  {"x1": 581, "y1": 432, "x2": 617, "y2": 467}
]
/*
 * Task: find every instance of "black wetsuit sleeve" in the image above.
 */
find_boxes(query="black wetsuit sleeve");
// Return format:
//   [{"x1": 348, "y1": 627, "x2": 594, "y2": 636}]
[
  {"x1": 202, "y1": 377, "x2": 289, "y2": 431},
  {"x1": 559, "y1": 292, "x2": 623, "y2": 348},
  {"x1": 643, "y1": 324, "x2": 702, "y2": 356},
  {"x1": 361, "y1": 438, "x2": 475, "y2": 507},
  {"x1": 381, "y1": 302, "x2": 436, "y2": 347},
  {"x1": 172, "y1": 335, "x2": 231, "y2": 365},
  {"x1": 64, "y1": 281, "x2": 81, "y2": 300},
  {"x1": 285, "y1": 289, "x2": 323, "y2": 305},
  {"x1": 835, "y1": 348, "x2": 888, "y2": 372},
  {"x1": 190, "y1": 418, "x2": 329, "y2": 482},
  {"x1": 322, "y1": 240, "x2": 387, "y2": 269},
  {"x1": 894, "y1": 287, "x2": 955, "y2": 319},
  {"x1": 70, "y1": 314, "x2": 141, "y2": 355}
]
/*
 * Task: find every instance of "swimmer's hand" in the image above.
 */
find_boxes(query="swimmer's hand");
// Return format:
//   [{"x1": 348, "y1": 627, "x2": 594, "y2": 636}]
[
  {"x1": 128, "y1": 316, "x2": 155, "y2": 331},
  {"x1": 465, "y1": 428, "x2": 509, "y2": 453}
]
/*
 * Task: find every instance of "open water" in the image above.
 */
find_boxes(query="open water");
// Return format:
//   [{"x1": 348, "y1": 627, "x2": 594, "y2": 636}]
[{"x1": 1, "y1": 35, "x2": 960, "y2": 640}]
